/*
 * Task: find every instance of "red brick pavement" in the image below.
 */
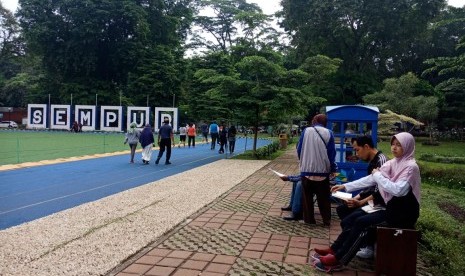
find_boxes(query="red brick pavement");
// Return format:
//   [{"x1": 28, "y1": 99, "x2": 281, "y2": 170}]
[{"x1": 108, "y1": 151, "x2": 377, "y2": 276}]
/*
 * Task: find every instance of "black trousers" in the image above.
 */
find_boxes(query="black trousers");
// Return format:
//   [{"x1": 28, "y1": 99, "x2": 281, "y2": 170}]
[
  {"x1": 301, "y1": 177, "x2": 331, "y2": 225},
  {"x1": 157, "y1": 138, "x2": 171, "y2": 161}
]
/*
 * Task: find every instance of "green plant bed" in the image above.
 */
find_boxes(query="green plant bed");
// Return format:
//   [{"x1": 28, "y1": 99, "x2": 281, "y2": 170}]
[
  {"x1": 417, "y1": 183, "x2": 465, "y2": 276},
  {"x1": 418, "y1": 161, "x2": 465, "y2": 190},
  {"x1": 419, "y1": 154, "x2": 465, "y2": 165}
]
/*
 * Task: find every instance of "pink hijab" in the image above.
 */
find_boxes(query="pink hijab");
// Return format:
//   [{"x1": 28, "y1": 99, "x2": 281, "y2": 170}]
[{"x1": 378, "y1": 132, "x2": 421, "y2": 203}]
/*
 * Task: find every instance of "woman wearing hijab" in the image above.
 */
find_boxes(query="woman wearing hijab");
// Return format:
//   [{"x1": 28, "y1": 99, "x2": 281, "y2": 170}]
[
  {"x1": 312, "y1": 132, "x2": 421, "y2": 273},
  {"x1": 139, "y1": 124, "x2": 155, "y2": 164},
  {"x1": 124, "y1": 122, "x2": 141, "y2": 163}
]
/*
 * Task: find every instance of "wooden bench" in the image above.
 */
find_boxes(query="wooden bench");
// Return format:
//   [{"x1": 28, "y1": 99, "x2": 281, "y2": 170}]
[{"x1": 375, "y1": 227, "x2": 419, "y2": 276}]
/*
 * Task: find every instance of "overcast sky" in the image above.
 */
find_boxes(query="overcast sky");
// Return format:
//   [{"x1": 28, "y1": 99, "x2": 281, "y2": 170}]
[{"x1": 2, "y1": 0, "x2": 464, "y2": 13}]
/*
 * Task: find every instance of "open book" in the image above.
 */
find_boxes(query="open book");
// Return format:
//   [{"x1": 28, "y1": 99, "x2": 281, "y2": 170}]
[
  {"x1": 362, "y1": 201, "x2": 386, "y2": 213},
  {"x1": 331, "y1": 191, "x2": 353, "y2": 201},
  {"x1": 362, "y1": 205, "x2": 385, "y2": 213},
  {"x1": 268, "y1": 168, "x2": 286, "y2": 178}
]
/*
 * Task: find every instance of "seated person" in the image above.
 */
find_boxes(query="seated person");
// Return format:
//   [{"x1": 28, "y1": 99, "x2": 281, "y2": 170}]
[
  {"x1": 312, "y1": 132, "x2": 420, "y2": 273},
  {"x1": 336, "y1": 136, "x2": 388, "y2": 258},
  {"x1": 280, "y1": 174, "x2": 303, "y2": 221}
]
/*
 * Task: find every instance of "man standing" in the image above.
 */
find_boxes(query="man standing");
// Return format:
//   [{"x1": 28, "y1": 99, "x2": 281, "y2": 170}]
[
  {"x1": 200, "y1": 122, "x2": 209, "y2": 143},
  {"x1": 209, "y1": 121, "x2": 219, "y2": 150},
  {"x1": 297, "y1": 114, "x2": 337, "y2": 226},
  {"x1": 155, "y1": 117, "x2": 175, "y2": 165}
]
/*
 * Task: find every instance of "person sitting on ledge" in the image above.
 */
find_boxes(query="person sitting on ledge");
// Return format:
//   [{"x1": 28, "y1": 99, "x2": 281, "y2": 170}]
[
  {"x1": 312, "y1": 132, "x2": 421, "y2": 273},
  {"x1": 280, "y1": 174, "x2": 303, "y2": 221}
]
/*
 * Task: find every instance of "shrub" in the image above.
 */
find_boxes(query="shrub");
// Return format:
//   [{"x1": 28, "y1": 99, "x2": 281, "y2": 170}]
[{"x1": 419, "y1": 161, "x2": 465, "y2": 190}]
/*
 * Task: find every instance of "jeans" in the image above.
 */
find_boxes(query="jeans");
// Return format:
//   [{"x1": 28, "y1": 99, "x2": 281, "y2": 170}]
[{"x1": 289, "y1": 181, "x2": 303, "y2": 217}]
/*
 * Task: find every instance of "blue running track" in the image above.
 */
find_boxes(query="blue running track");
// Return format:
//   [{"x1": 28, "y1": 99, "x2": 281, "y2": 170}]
[{"x1": 0, "y1": 137, "x2": 272, "y2": 230}]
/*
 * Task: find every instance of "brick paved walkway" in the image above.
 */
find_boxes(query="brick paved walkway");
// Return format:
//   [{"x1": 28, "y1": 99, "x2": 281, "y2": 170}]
[{"x1": 107, "y1": 150, "x2": 383, "y2": 276}]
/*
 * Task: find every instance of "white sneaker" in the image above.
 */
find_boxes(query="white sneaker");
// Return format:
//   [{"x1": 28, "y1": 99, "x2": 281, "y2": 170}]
[{"x1": 356, "y1": 246, "x2": 374, "y2": 259}]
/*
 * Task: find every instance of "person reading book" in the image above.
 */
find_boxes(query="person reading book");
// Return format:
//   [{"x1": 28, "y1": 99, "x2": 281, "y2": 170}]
[
  {"x1": 335, "y1": 135, "x2": 388, "y2": 259},
  {"x1": 312, "y1": 132, "x2": 421, "y2": 273},
  {"x1": 277, "y1": 173, "x2": 303, "y2": 221}
]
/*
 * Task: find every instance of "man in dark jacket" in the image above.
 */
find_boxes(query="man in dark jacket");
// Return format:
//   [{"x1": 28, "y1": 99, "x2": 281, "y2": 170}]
[{"x1": 155, "y1": 117, "x2": 175, "y2": 165}]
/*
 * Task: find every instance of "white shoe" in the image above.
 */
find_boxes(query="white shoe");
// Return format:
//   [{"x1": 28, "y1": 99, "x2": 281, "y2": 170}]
[{"x1": 356, "y1": 246, "x2": 374, "y2": 259}]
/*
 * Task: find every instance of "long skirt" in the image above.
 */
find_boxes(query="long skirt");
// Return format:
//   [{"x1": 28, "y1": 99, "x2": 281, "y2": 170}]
[{"x1": 141, "y1": 144, "x2": 153, "y2": 162}]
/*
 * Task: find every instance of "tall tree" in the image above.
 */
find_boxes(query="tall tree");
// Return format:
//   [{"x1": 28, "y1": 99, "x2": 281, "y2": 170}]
[
  {"x1": 423, "y1": 36, "x2": 465, "y2": 128},
  {"x1": 279, "y1": 0, "x2": 446, "y2": 102},
  {"x1": 0, "y1": 3, "x2": 25, "y2": 106},
  {"x1": 363, "y1": 72, "x2": 439, "y2": 129}
]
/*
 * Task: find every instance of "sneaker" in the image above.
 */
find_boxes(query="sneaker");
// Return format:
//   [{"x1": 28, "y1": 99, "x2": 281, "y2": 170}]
[
  {"x1": 155, "y1": 158, "x2": 160, "y2": 165},
  {"x1": 314, "y1": 247, "x2": 334, "y2": 256},
  {"x1": 165, "y1": 161, "x2": 171, "y2": 165},
  {"x1": 356, "y1": 246, "x2": 374, "y2": 259},
  {"x1": 313, "y1": 260, "x2": 344, "y2": 273},
  {"x1": 319, "y1": 254, "x2": 339, "y2": 266},
  {"x1": 311, "y1": 252, "x2": 322, "y2": 261}
]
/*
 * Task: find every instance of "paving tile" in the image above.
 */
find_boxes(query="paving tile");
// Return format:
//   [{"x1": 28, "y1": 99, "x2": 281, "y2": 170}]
[
  {"x1": 189, "y1": 221, "x2": 206, "y2": 227},
  {"x1": 226, "y1": 220, "x2": 243, "y2": 225},
  {"x1": 122, "y1": 264, "x2": 152, "y2": 274},
  {"x1": 171, "y1": 268, "x2": 201, "y2": 276},
  {"x1": 287, "y1": 247, "x2": 308, "y2": 257},
  {"x1": 167, "y1": 250, "x2": 192, "y2": 259},
  {"x1": 244, "y1": 243, "x2": 266, "y2": 251},
  {"x1": 240, "y1": 250, "x2": 262, "y2": 259},
  {"x1": 157, "y1": 257, "x2": 184, "y2": 267},
  {"x1": 181, "y1": 260, "x2": 208, "y2": 270},
  {"x1": 265, "y1": 245, "x2": 286, "y2": 254},
  {"x1": 290, "y1": 236, "x2": 310, "y2": 243},
  {"x1": 252, "y1": 232, "x2": 271, "y2": 239},
  {"x1": 241, "y1": 221, "x2": 260, "y2": 227},
  {"x1": 221, "y1": 224, "x2": 240, "y2": 230},
  {"x1": 246, "y1": 216, "x2": 262, "y2": 222},
  {"x1": 210, "y1": 218, "x2": 227, "y2": 223},
  {"x1": 145, "y1": 266, "x2": 176, "y2": 276},
  {"x1": 115, "y1": 273, "x2": 137, "y2": 276},
  {"x1": 284, "y1": 255, "x2": 308, "y2": 264},
  {"x1": 261, "y1": 252, "x2": 283, "y2": 262},
  {"x1": 238, "y1": 225, "x2": 257, "y2": 232},
  {"x1": 205, "y1": 263, "x2": 232, "y2": 274},
  {"x1": 248, "y1": 237, "x2": 268, "y2": 244},
  {"x1": 148, "y1": 248, "x2": 172, "y2": 257},
  {"x1": 135, "y1": 255, "x2": 163, "y2": 265},
  {"x1": 271, "y1": 234, "x2": 289, "y2": 241},
  {"x1": 289, "y1": 241, "x2": 309, "y2": 249},
  {"x1": 268, "y1": 239, "x2": 287, "y2": 246},
  {"x1": 212, "y1": 255, "x2": 237, "y2": 264},
  {"x1": 190, "y1": 252, "x2": 216, "y2": 262},
  {"x1": 230, "y1": 215, "x2": 247, "y2": 221}
]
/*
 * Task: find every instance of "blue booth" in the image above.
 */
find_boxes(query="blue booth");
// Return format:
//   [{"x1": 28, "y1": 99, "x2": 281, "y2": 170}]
[{"x1": 326, "y1": 105, "x2": 379, "y2": 182}]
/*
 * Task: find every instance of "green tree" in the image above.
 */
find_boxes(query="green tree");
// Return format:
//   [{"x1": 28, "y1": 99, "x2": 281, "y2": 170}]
[
  {"x1": 279, "y1": 0, "x2": 446, "y2": 101},
  {"x1": 363, "y1": 72, "x2": 436, "y2": 118},
  {"x1": 0, "y1": 3, "x2": 25, "y2": 106},
  {"x1": 423, "y1": 36, "x2": 465, "y2": 128}
]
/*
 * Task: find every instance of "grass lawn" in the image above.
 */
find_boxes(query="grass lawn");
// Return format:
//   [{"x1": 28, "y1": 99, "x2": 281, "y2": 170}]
[{"x1": 0, "y1": 130, "x2": 129, "y2": 165}]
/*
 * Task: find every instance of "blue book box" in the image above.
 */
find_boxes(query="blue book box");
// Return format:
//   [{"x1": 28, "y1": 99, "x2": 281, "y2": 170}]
[{"x1": 325, "y1": 105, "x2": 379, "y2": 182}]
